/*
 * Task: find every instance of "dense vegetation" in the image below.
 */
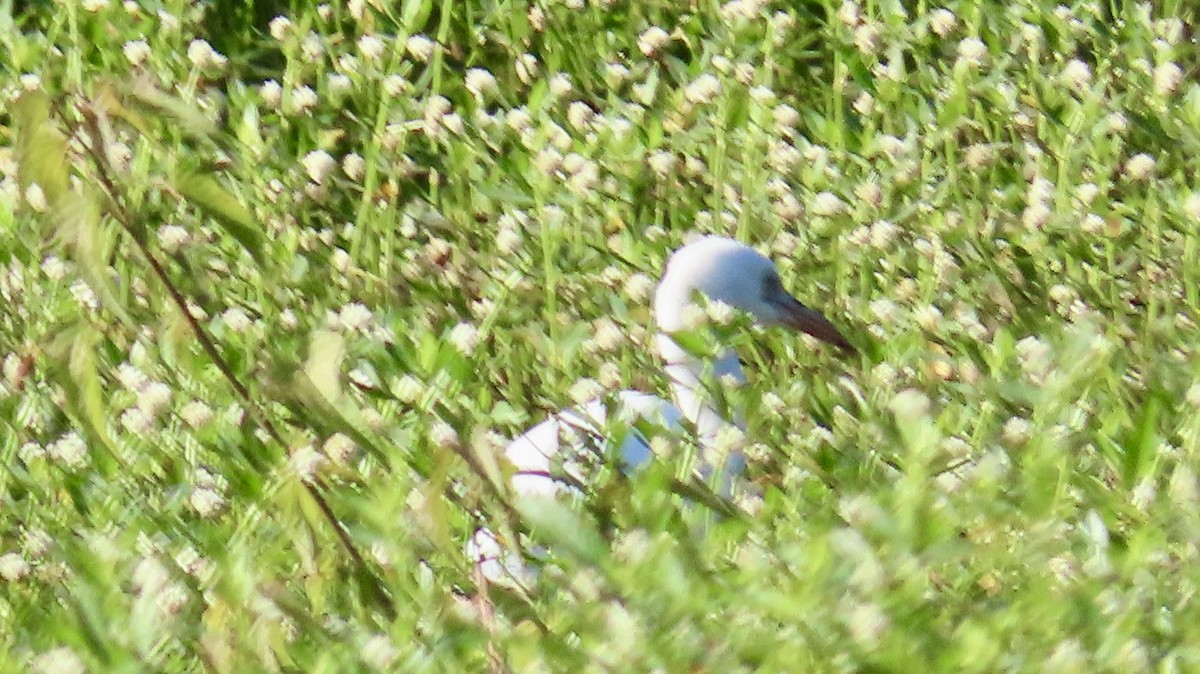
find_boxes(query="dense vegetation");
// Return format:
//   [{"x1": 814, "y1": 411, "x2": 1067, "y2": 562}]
[{"x1": 2, "y1": 0, "x2": 1200, "y2": 671}]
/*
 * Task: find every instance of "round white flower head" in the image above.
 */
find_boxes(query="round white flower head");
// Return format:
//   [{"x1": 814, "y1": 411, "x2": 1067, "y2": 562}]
[
  {"x1": 637, "y1": 26, "x2": 670, "y2": 56},
  {"x1": 1061, "y1": 59, "x2": 1091, "y2": 92},
  {"x1": 956, "y1": 37, "x2": 987, "y2": 66},
  {"x1": 1154, "y1": 62, "x2": 1182, "y2": 96},
  {"x1": 123, "y1": 39, "x2": 151, "y2": 65},
  {"x1": 929, "y1": 8, "x2": 956, "y2": 37},
  {"x1": 1124, "y1": 153, "x2": 1156, "y2": 181},
  {"x1": 186, "y1": 39, "x2": 227, "y2": 69},
  {"x1": 301, "y1": 150, "x2": 336, "y2": 184},
  {"x1": 268, "y1": 16, "x2": 291, "y2": 40},
  {"x1": 24, "y1": 183, "x2": 47, "y2": 212},
  {"x1": 685, "y1": 74, "x2": 722, "y2": 104},
  {"x1": 405, "y1": 34, "x2": 436, "y2": 62},
  {"x1": 464, "y1": 68, "x2": 498, "y2": 98}
]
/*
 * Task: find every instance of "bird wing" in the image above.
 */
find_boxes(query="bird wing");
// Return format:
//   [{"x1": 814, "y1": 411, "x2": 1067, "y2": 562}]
[{"x1": 504, "y1": 390, "x2": 684, "y2": 497}]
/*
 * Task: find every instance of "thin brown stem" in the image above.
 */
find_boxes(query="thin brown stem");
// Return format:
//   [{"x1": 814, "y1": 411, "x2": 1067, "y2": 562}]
[{"x1": 74, "y1": 102, "x2": 393, "y2": 616}]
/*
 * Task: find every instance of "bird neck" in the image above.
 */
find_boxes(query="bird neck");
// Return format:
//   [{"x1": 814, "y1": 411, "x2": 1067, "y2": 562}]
[{"x1": 657, "y1": 336, "x2": 745, "y2": 427}]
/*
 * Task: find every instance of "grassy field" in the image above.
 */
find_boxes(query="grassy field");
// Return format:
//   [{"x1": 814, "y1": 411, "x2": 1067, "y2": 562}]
[{"x1": 3, "y1": 0, "x2": 1200, "y2": 671}]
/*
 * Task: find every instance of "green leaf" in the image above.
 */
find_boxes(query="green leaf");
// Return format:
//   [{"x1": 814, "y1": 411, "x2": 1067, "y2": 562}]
[
  {"x1": 305, "y1": 330, "x2": 346, "y2": 405},
  {"x1": 12, "y1": 91, "x2": 69, "y2": 204},
  {"x1": 516, "y1": 499, "x2": 605, "y2": 566},
  {"x1": 129, "y1": 78, "x2": 217, "y2": 140},
  {"x1": 54, "y1": 192, "x2": 135, "y2": 327},
  {"x1": 175, "y1": 172, "x2": 265, "y2": 261}
]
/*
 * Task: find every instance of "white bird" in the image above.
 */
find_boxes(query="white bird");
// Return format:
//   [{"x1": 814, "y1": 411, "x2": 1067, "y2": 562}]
[{"x1": 470, "y1": 235, "x2": 853, "y2": 584}]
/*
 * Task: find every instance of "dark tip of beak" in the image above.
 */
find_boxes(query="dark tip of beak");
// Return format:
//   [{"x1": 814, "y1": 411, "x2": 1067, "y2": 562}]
[{"x1": 782, "y1": 300, "x2": 857, "y2": 356}]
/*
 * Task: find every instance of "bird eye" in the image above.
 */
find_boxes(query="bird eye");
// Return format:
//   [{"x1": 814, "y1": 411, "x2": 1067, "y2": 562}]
[{"x1": 762, "y1": 272, "x2": 783, "y2": 297}]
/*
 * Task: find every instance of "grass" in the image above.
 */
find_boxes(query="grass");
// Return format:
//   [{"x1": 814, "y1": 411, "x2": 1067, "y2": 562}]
[{"x1": 2, "y1": 0, "x2": 1200, "y2": 671}]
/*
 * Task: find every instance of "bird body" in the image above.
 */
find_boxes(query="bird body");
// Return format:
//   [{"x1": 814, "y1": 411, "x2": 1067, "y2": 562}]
[{"x1": 471, "y1": 236, "x2": 853, "y2": 585}]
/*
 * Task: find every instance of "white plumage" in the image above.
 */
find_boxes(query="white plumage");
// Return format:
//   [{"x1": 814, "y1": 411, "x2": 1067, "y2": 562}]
[{"x1": 470, "y1": 236, "x2": 853, "y2": 585}]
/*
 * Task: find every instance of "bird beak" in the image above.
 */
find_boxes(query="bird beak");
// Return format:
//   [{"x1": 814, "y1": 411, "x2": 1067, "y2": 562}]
[{"x1": 775, "y1": 296, "x2": 856, "y2": 354}]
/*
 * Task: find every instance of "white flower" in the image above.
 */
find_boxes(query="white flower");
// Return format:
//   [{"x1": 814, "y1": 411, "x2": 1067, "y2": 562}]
[
  {"x1": 569, "y1": 378, "x2": 604, "y2": 404},
  {"x1": 647, "y1": 150, "x2": 677, "y2": 177},
  {"x1": 339, "y1": 302, "x2": 373, "y2": 332},
  {"x1": 1154, "y1": 62, "x2": 1182, "y2": 96},
  {"x1": 448, "y1": 322, "x2": 479, "y2": 355},
  {"x1": 123, "y1": 39, "x2": 151, "y2": 66},
  {"x1": 392, "y1": 374, "x2": 423, "y2": 403},
  {"x1": 190, "y1": 486, "x2": 224, "y2": 517},
  {"x1": 464, "y1": 68, "x2": 498, "y2": 98},
  {"x1": 331, "y1": 248, "x2": 352, "y2": 273},
  {"x1": 567, "y1": 101, "x2": 594, "y2": 131},
  {"x1": 913, "y1": 304, "x2": 941, "y2": 331},
  {"x1": 869, "y1": 220, "x2": 898, "y2": 247},
  {"x1": 1105, "y1": 112, "x2": 1128, "y2": 134},
  {"x1": 515, "y1": 53, "x2": 539, "y2": 84},
  {"x1": 221, "y1": 306, "x2": 252, "y2": 332},
  {"x1": 361, "y1": 634, "x2": 400, "y2": 671},
  {"x1": 24, "y1": 183, "x2": 47, "y2": 212},
  {"x1": 1124, "y1": 153, "x2": 1156, "y2": 181},
  {"x1": 260, "y1": 80, "x2": 283, "y2": 108},
  {"x1": 180, "y1": 401, "x2": 214, "y2": 429},
  {"x1": 342, "y1": 153, "x2": 365, "y2": 181},
  {"x1": 888, "y1": 388, "x2": 930, "y2": 420},
  {"x1": 549, "y1": 72, "x2": 572, "y2": 96},
  {"x1": 0, "y1": 552, "x2": 29, "y2": 581},
  {"x1": 680, "y1": 303, "x2": 707, "y2": 331},
  {"x1": 637, "y1": 26, "x2": 670, "y2": 56},
  {"x1": 1130, "y1": 477, "x2": 1156, "y2": 512},
  {"x1": 1183, "y1": 193, "x2": 1200, "y2": 222},
  {"x1": 706, "y1": 300, "x2": 736, "y2": 325},
  {"x1": 956, "y1": 37, "x2": 987, "y2": 66},
  {"x1": 48, "y1": 432, "x2": 88, "y2": 469},
  {"x1": 1075, "y1": 183, "x2": 1100, "y2": 206},
  {"x1": 186, "y1": 39, "x2": 227, "y2": 69},
  {"x1": 30, "y1": 647, "x2": 85, "y2": 674},
  {"x1": 138, "y1": 381, "x2": 172, "y2": 415},
  {"x1": 836, "y1": 0, "x2": 859, "y2": 27},
  {"x1": 963, "y1": 144, "x2": 993, "y2": 170},
  {"x1": 381, "y1": 74, "x2": 408, "y2": 97},
  {"x1": 357, "y1": 35, "x2": 385, "y2": 61},
  {"x1": 158, "y1": 224, "x2": 190, "y2": 253},
  {"x1": 929, "y1": 8, "x2": 956, "y2": 36},
  {"x1": 1061, "y1": 59, "x2": 1091, "y2": 92},
  {"x1": 268, "y1": 16, "x2": 291, "y2": 40},
  {"x1": 289, "y1": 444, "x2": 326, "y2": 481},
  {"x1": 845, "y1": 601, "x2": 889, "y2": 649},
  {"x1": 593, "y1": 318, "x2": 625, "y2": 351},
  {"x1": 405, "y1": 34, "x2": 436, "y2": 62},
  {"x1": 496, "y1": 224, "x2": 523, "y2": 255},
  {"x1": 749, "y1": 85, "x2": 775, "y2": 103},
  {"x1": 323, "y1": 433, "x2": 358, "y2": 465},
  {"x1": 1003, "y1": 416, "x2": 1032, "y2": 445},
  {"x1": 328, "y1": 73, "x2": 352, "y2": 95},
  {"x1": 853, "y1": 23, "x2": 880, "y2": 55},
  {"x1": 302, "y1": 150, "x2": 337, "y2": 184},
  {"x1": 1023, "y1": 202, "x2": 1051, "y2": 229},
  {"x1": 70, "y1": 280, "x2": 99, "y2": 310},
  {"x1": 429, "y1": 420, "x2": 460, "y2": 449},
  {"x1": 773, "y1": 103, "x2": 800, "y2": 131},
  {"x1": 41, "y1": 255, "x2": 66, "y2": 280},
  {"x1": 121, "y1": 406, "x2": 154, "y2": 435},
  {"x1": 624, "y1": 273, "x2": 655, "y2": 302},
  {"x1": 604, "y1": 63, "x2": 630, "y2": 87},
  {"x1": 685, "y1": 74, "x2": 721, "y2": 104},
  {"x1": 288, "y1": 85, "x2": 318, "y2": 114},
  {"x1": 852, "y1": 91, "x2": 875, "y2": 116},
  {"x1": 811, "y1": 191, "x2": 844, "y2": 216},
  {"x1": 300, "y1": 32, "x2": 322, "y2": 60}
]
